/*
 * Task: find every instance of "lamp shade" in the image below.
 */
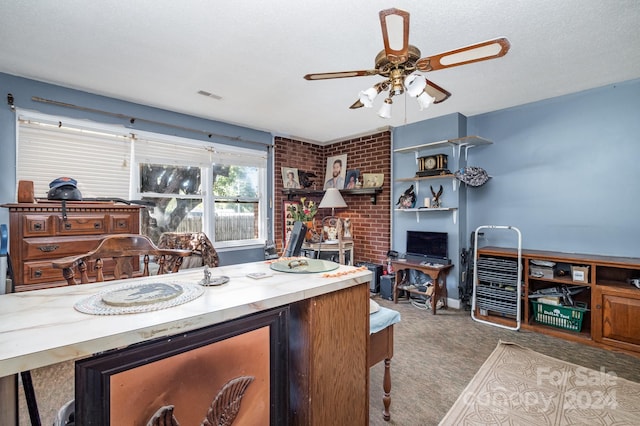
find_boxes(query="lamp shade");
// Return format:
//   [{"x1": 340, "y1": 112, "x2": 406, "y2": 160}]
[{"x1": 319, "y1": 188, "x2": 347, "y2": 209}]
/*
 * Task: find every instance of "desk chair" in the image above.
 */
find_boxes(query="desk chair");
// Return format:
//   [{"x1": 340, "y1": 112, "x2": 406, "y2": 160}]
[{"x1": 52, "y1": 234, "x2": 192, "y2": 285}]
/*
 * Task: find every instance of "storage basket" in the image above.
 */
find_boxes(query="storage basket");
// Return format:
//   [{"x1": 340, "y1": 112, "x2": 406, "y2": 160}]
[{"x1": 530, "y1": 300, "x2": 588, "y2": 332}]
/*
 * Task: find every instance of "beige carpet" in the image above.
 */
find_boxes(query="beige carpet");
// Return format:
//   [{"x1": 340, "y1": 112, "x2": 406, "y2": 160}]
[{"x1": 439, "y1": 341, "x2": 640, "y2": 425}]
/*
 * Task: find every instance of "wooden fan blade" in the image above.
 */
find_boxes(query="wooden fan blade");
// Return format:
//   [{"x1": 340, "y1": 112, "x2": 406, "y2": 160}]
[
  {"x1": 349, "y1": 99, "x2": 365, "y2": 109},
  {"x1": 416, "y1": 37, "x2": 510, "y2": 72},
  {"x1": 379, "y1": 8, "x2": 410, "y2": 64},
  {"x1": 425, "y1": 80, "x2": 451, "y2": 104},
  {"x1": 304, "y1": 70, "x2": 378, "y2": 80}
]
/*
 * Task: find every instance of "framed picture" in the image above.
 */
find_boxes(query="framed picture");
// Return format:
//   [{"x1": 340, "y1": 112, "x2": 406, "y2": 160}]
[
  {"x1": 75, "y1": 307, "x2": 289, "y2": 425},
  {"x1": 362, "y1": 173, "x2": 384, "y2": 188},
  {"x1": 344, "y1": 169, "x2": 360, "y2": 189},
  {"x1": 281, "y1": 166, "x2": 301, "y2": 189},
  {"x1": 323, "y1": 154, "x2": 347, "y2": 190},
  {"x1": 283, "y1": 200, "x2": 299, "y2": 245}
]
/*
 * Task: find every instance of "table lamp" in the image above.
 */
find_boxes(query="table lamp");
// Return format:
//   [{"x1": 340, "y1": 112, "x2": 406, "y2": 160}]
[{"x1": 318, "y1": 188, "x2": 348, "y2": 242}]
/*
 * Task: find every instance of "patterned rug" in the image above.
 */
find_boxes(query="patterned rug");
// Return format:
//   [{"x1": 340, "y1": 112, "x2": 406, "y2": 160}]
[{"x1": 440, "y1": 341, "x2": 640, "y2": 425}]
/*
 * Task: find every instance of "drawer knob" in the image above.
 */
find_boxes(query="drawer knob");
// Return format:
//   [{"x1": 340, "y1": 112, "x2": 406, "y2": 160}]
[
  {"x1": 34, "y1": 270, "x2": 42, "y2": 278},
  {"x1": 94, "y1": 222, "x2": 102, "y2": 229},
  {"x1": 64, "y1": 223, "x2": 72, "y2": 230},
  {"x1": 33, "y1": 223, "x2": 43, "y2": 231},
  {"x1": 38, "y1": 245, "x2": 59, "y2": 252}
]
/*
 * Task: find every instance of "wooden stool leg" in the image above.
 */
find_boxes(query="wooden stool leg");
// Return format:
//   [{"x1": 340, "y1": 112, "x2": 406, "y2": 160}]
[{"x1": 382, "y1": 358, "x2": 392, "y2": 421}]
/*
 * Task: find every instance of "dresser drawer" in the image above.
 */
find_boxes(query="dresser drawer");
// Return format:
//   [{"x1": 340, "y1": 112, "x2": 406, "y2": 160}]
[
  {"x1": 22, "y1": 257, "x2": 128, "y2": 285},
  {"x1": 23, "y1": 260, "x2": 66, "y2": 284},
  {"x1": 56, "y1": 214, "x2": 107, "y2": 235},
  {"x1": 110, "y1": 214, "x2": 138, "y2": 233},
  {"x1": 22, "y1": 236, "x2": 104, "y2": 260},
  {"x1": 23, "y1": 215, "x2": 55, "y2": 237}
]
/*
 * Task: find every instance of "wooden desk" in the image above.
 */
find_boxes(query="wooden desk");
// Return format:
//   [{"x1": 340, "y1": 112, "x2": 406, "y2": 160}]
[
  {"x1": 391, "y1": 260, "x2": 454, "y2": 315},
  {"x1": 0, "y1": 261, "x2": 372, "y2": 426},
  {"x1": 302, "y1": 240, "x2": 354, "y2": 265}
]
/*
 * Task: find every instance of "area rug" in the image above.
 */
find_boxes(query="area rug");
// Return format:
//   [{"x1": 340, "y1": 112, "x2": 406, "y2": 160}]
[{"x1": 440, "y1": 341, "x2": 640, "y2": 425}]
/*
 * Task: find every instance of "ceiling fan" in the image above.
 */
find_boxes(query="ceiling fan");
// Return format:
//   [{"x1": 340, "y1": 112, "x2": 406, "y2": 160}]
[{"x1": 303, "y1": 8, "x2": 510, "y2": 118}]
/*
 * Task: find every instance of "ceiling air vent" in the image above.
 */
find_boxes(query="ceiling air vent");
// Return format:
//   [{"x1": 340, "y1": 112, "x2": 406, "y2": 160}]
[{"x1": 197, "y1": 90, "x2": 222, "y2": 100}]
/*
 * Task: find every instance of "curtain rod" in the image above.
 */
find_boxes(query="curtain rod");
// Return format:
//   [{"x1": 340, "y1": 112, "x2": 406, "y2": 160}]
[{"x1": 29, "y1": 96, "x2": 272, "y2": 149}]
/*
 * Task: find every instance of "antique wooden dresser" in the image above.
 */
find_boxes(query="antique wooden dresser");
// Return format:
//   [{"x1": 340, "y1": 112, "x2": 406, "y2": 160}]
[{"x1": 1, "y1": 202, "x2": 143, "y2": 291}]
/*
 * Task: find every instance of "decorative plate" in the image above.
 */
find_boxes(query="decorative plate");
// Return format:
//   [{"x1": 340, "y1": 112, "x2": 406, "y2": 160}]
[
  {"x1": 269, "y1": 258, "x2": 340, "y2": 273},
  {"x1": 102, "y1": 282, "x2": 183, "y2": 307},
  {"x1": 75, "y1": 282, "x2": 204, "y2": 315},
  {"x1": 200, "y1": 275, "x2": 230, "y2": 286}
]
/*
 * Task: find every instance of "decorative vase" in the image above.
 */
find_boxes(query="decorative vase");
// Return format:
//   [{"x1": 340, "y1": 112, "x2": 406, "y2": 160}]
[{"x1": 304, "y1": 220, "x2": 315, "y2": 241}]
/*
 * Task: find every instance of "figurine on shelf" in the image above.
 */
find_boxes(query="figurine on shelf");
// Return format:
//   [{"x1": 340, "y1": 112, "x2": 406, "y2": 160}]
[
  {"x1": 343, "y1": 218, "x2": 352, "y2": 240},
  {"x1": 396, "y1": 185, "x2": 416, "y2": 209},
  {"x1": 430, "y1": 185, "x2": 443, "y2": 208},
  {"x1": 297, "y1": 170, "x2": 317, "y2": 189}
]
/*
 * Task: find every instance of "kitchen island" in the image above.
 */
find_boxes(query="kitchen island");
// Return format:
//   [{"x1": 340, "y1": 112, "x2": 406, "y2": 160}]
[{"x1": 0, "y1": 259, "x2": 372, "y2": 425}]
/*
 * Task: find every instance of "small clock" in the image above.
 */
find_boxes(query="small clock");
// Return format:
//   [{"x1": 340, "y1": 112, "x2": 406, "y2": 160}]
[
  {"x1": 417, "y1": 154, "x2": 449, "y2": 176},
  {"x1": 424, "y1": 156, "x2": 437, "y2": 170}
]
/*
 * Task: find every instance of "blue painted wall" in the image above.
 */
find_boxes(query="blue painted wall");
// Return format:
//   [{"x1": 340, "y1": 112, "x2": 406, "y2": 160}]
[
  {"x1": 467, "y1": 79, "x2": 640, "y2": 257},
  {"x1": 0, "y1": 72, "x2": 274, "y2": 265},
  {"x1": 390, "y1": 79, "x2": 640, "y2": 302},
  {"x1": 391, "y1": 114, "x2": 468, "y2": 297}
]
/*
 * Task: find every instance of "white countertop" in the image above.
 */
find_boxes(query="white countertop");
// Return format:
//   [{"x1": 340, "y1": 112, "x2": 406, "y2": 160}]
[{"x1": 0, "y1": 260, "x2": 371, "y2": 377}]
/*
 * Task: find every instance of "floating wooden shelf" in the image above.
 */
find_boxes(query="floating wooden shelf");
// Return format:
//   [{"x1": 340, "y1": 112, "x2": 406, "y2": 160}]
[{"x1": 281, "y1": 188, "x2": 383, "y2": 204}]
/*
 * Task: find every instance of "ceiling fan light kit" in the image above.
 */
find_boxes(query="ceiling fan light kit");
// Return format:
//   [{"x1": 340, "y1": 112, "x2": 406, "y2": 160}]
[
  {"x1": 304, "y1": 8, "x2": 510, "y2": 119},
  {"x1": 359, "y1": 86, "x2": 382, "y2": 108},
  {"x1": 417, "y1": 91, "x2": 436, "y2": 110},
  {"x1": 378, "y1": 98, "x2": 393, "y2": 119}
]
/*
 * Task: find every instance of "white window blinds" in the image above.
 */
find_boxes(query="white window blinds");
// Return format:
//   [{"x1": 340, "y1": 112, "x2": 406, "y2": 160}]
[
  {"x1": 17, "y1": 116, "x2": 132, "y2": 200},
  {"x1": 134, "y1": 135, "x2": 267, "y2": 168}
]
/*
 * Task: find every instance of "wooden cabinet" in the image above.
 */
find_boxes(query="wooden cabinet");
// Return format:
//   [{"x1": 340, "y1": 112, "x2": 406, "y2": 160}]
[
  {"x1": 289, "y1": 283, "x2": 370, "y2": 425},
  {"x1": 477, "y1": 247, "x2": 640, "y2": 354},
  {"x1": 1, "y1": 202, "x2": 142, "y2": 291}
]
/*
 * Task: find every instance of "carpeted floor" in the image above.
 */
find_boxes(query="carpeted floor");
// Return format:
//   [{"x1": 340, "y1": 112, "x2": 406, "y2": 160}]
[
  {"x1": 20, "y1": 296, "x2": 640, "y2": 425},
  {"x1": 368, "y1": 296, "x2": 640, "y2": 426},
  {"x1": 440, "y1": 341, "x2": 640, "y2": 425}
]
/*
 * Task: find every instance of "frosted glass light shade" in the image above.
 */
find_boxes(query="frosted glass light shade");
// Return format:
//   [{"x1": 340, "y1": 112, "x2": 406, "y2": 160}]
[
  {"x1": 358, "y1": 86, "x2": 380, "y2": 108},
  {"x1": 404, "y1": 73, "x2": 427, "y2": 97},
  {"x1": 416, "y1": 91, "x2": 435, "y2": 110},
  {"x1": 378, "y1": 98, "x2": 393, "y2": 119}
]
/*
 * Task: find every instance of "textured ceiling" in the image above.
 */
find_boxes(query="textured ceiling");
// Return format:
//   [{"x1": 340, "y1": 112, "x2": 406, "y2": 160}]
[{"x1": 1, "y1": 0, "x2": 639, "y2": 144}]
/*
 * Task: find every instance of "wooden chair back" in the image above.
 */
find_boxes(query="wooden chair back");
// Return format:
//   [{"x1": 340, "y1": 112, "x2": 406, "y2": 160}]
[{"x1": 52, "y1": 234, "x2": 192, "y2": 285}]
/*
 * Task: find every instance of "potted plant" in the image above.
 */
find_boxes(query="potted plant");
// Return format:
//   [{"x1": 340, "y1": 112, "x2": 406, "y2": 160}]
[{"x1": 287, "y1": 197, "x2": 318, "y2": 241}]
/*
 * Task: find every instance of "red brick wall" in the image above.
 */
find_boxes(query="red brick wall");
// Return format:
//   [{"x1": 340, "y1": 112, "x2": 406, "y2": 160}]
[{"x1": 274, "y1": 132, "x2": 391, "y2": 266}]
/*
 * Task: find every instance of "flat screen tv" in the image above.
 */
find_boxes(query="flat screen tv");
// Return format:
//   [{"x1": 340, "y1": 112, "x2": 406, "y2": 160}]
[{"x1": 406, "y1": 231, "x2": 448, "y2": 261}]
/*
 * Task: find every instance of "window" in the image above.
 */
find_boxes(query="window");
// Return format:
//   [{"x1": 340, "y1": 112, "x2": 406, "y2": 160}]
[{"x1": 16, "y1": 111, "x2": 268, "y2": 247}]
